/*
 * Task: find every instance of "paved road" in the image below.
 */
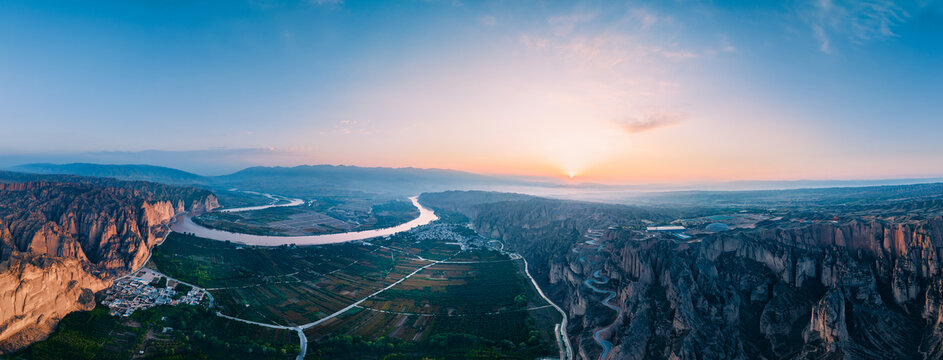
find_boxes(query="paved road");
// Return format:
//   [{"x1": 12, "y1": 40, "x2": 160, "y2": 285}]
[
  {"x1": 521, "y1": 255, "x2": 573, "y2": 360},
  {"x1": 215, "y1": 312, "x2": 295, "y2": 330},
  {"x1": 212, "y1": 256, "x2": 445, "y2": 360},
  {"x1": 138, "y1": 224, "x2": 565, "y2": 360},
  {"x1": 583, "y1": 270, "x2": 621, "y2": 360},
  {"x1": 214, "y1": 312, "x2": 306, "y2": 360},
  {"x1": 296, "y1": 329, "x2": 307, "y2": 360},
  {"x1": 299, "y1": 258, "x2": 442, "y2": 329}
]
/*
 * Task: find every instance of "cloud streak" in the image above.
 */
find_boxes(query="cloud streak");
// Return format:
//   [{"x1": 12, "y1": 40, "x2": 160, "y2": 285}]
[
  {"x1": 802, "y1": 0, "x2": 910, "y2": 53},
  {"x1": 617, "y1": 111, "x2": 686, "y2": 134}
]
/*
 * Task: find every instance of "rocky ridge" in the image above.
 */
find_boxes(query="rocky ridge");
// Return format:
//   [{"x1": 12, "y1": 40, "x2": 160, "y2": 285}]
[
  {"x1": 0, "y1": 176, "x2": 218, "y2": 352},
  {"x1": 424, "y1": 190, "x2": 943, "y2": 360}
]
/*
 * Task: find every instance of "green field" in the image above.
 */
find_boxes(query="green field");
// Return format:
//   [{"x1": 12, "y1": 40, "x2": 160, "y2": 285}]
[
  {"x1": 12, "y1": 305, "x2": 298, "y2": 360},
  {"x1": 152, "y1": 233, "x2": 415, "y2": 325},
  {"x1": 63, "y1": 219, "x2": 560, "y2": 360},
  {"x1": 304, "y1": 257, "x2": 559, "y2": 360},
  {"x1": 192, "y1": 199, "x2": 419, "y2": 236}
]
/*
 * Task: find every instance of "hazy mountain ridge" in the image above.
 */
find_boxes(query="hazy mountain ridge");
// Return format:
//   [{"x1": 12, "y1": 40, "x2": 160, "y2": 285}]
[
  {"x1": 0, "y1": 172, "x2": 218, "y2": 353},
  {"x1": 10, "y1": 163, "x2": 208, "y2": 185},
  {"x1": 10, "y1": 163, "x2": 560, "y2": 199}
]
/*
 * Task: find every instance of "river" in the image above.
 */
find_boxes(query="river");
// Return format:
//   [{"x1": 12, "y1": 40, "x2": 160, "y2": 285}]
[
  {"x1": 171, "y1": 196, "x2": 438, "y2": 246},
  {"x1": 218, "y1": 192, "x2": 305, "y2": 213}
]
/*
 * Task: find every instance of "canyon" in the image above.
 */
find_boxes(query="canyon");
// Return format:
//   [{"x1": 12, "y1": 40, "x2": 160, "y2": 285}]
[
  {"x1": 422, "y1": 188, "x2": 943, "y2": 359},
  {"x1": 0, "y1": 173, "x2": 218, "y2": 352}
]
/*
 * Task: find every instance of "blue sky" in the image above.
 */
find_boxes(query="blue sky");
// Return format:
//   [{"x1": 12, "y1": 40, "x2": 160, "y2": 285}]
[{"x1": 1, "y1": 0, "x2": 941, "y2": 181}]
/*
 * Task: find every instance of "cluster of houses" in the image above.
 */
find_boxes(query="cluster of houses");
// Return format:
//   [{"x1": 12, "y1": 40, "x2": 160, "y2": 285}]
[
  {"x1": 101, "y1": 273, "x2": 207, "y2": 317},
  {"x1": 407, "y1": 223, "x2": 488, "y2": 251}
]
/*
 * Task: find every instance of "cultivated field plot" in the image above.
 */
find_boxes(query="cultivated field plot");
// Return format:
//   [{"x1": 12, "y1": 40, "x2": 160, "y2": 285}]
[
  {"x1": 14, "y1": 305, "x2": 298, "y2": 360},
  {"x1": 192, "y1": 199, "x2": 419, "y2": 236},
  {"x1": 152, "y1": 225, "x2": 558, "y2": 359},
  {"x1": 267, "y1": 209, "x2": 352, "y2": 234},
  {"x1": 193, "y1": 206, "x2": 355, "y2": 236},
  {"x1": 383, "y1": 232, "x2": 463, "y2": 261},
  {"x1": 152, "y1": 233, "x2": 438, "y2": 325},
  {"x1": 360, "y1": 260, "x2": 545, "y2": 315},
  {"x1": 446, "y1": 248, "x2": 513, "y2": 262},
  {"x1": 152, "y1": 232, "x2": 392, "y2": 288},
  {"x1": 304, "y1": 256, "x2": 559, "y2": 359},
  {"x1": 211, "y1": 256, "x2": 435, "y2": 325}
]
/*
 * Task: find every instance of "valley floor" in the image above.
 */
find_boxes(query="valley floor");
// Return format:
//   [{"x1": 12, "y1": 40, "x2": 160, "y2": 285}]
[{"x1": 12, "y1": 217, "x2": 561, "y2": 360}]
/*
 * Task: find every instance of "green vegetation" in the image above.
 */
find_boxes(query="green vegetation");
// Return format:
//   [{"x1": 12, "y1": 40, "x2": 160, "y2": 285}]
[
  {"x1": 212, "y1": 189, "x2": 277, "y2": 210},
  {"x1": 12, "y1": 306, "x2": 124, "y2": 360},
  {"x1": 148, "y1": 224, "x2": 557, "y2": 360},
  {"x1": 306, "y1": 329, "x2": 552, "y2": 360},
  {"x1": 369, "y1": 200, "x2": 420, "y2": 229},
  {"x1": 152, "y1": 276, "x2": 168, "y2": 288},
  {"x1": 152, "y1": 232, "x2": 404, "y2": 325},
  {"x1": 12, "y1": 305, "x2": 297, "y2": 360},
  {"x1": 192, "y1": 207, "x2": 305, "y2": 236},
  {"x1": 192, "y1": 198, "x2": 419, "y2": 236},
  {"x1": 371, "y1": 261, "x2": 528, "y2": 313}
]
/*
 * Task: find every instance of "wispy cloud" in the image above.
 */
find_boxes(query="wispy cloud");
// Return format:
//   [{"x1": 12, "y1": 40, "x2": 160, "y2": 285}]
[
  {"x1": 547, "y1": 12, "x2": 597, "y2": 36},
  {"x1": 629, "y1": 8, "x2": 659, "y2": 30},
  {"x1": 517, "y1": 8, "x2": 698, "y2": 140},
  {"x1": 801, "y1": 0, "x2": 910, "y2": 53},
  {"x1": 617, "y1": 111, "x2": 686, "y2": 134}
]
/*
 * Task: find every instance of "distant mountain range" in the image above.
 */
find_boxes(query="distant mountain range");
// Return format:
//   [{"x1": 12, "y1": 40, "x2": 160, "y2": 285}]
[
  {"x1": 10, "y1": 163, "x2": 208, "y2": 185},
  {"x1": 10, "y1": 162, "x2": 943, "y2": 204},
  {"x1": 7, "y1": 163, "x2": 559, "y2": 198}
]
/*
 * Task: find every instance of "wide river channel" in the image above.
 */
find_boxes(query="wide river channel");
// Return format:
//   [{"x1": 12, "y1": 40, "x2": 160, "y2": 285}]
[{"x1": 171, "y1": 196, "x2": 438, "y2": 246}]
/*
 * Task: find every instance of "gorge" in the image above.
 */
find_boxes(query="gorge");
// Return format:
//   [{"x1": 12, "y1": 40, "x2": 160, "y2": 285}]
[{"x1": 421, "y1": 188, "x2": 943, "y2": 360}]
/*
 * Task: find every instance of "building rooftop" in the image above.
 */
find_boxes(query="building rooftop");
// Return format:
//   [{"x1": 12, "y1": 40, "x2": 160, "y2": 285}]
[{"x1": 647, "y1": 225, "x2": 686, "y2": 232}]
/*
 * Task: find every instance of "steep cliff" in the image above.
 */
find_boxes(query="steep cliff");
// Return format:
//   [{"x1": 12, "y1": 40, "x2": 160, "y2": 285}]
[
  {"x1": 431, "y1": 190, "x2": 943, "y2": 360},
  {"x1": 0, "y1": 176, "x2": 218, "y2": 352}
]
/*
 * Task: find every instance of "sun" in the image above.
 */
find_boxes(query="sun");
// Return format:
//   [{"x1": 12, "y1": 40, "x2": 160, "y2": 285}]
[{"x1": 568, "y1": 173, "x2": 575, "y2": 179}]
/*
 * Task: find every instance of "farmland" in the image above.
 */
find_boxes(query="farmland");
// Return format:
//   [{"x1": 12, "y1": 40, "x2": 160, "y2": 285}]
[
  {"x1": 150, "y1": 220, "x2": 559, "y2": 359},
  {"x1": 12, "y1": 305, "x2": 299, "y2": 360},
  {"x1": 303, "y1": 259, "x2": 561, "y2": 359},
  {"x1": 191, "y1": 199, "x2": 420, "y2": 236}
]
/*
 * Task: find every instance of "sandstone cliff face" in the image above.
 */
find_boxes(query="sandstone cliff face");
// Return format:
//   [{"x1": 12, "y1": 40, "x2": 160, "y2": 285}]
[
  {"x1": 462, "y1": 198, "x2": 943, "y2": 360},
  {"x1": 0, "y1": 256, "x2": 107, "y2": 351},
  {"x1": 0, "y1": 179, "x2": 218, "y2": 352}
]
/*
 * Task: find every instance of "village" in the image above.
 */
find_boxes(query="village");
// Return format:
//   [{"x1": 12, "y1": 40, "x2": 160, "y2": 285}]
[{"x1": 100, "y1": 267, "x2": 209, "y2": 317}]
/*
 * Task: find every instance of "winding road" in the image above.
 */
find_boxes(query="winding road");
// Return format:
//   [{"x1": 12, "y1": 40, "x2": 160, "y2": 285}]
[
  {"x1": 212, "y1": 253, "x2": 576, "y2": 360},
  {"x1": 211, "y1": 256, "x2": 446, "y2": 360},
  {"x1": 522, "y1": 256, "x2": 573, "y2": 360},
  {"x1": 133, "y1": 196, "x2": 573, "y2": 360},
  {"x1": 115, "y1": 194, "x2": 445, "y2": 360},
  {"x1": 583, "y1": 269, "x2": 622, "y2": 360}
]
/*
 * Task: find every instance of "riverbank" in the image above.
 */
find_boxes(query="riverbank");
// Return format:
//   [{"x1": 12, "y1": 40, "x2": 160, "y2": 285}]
[{"x1": 171, "y1": 196, "x2": 438, "y2": 246}]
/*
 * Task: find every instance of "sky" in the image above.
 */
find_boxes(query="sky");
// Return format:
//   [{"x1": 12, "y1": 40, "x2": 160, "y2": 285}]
[{"x1": 0, "y1": 0, "x2": 941, "y2": 182}]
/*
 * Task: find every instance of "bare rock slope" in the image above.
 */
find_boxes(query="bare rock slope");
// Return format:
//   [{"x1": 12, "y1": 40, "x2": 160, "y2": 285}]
[
  {"x1": 0, "y1": 175, "x2": 218, "y2": 352},
  {"x1": 422, "y1": 188, "x2": 943, "y2": 360}
]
